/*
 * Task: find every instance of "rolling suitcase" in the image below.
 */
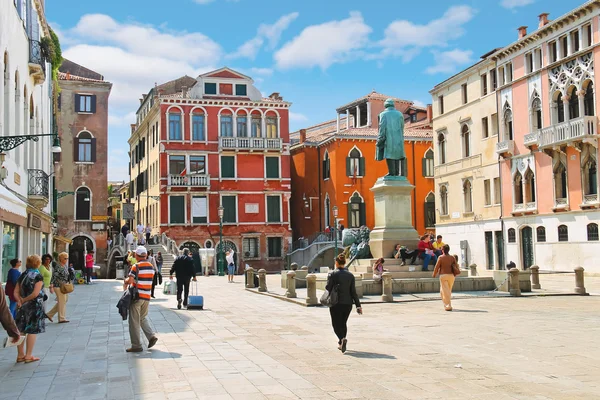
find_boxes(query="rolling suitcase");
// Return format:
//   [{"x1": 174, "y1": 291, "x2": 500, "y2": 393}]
[{"x1": 187, "y1": 281, "x2": 204, "y2": 310}]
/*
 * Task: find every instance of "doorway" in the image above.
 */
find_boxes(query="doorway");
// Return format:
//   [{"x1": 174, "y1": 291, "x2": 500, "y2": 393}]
[
  {"x1": 69, "y1": 236, "x2": 94, "y2": 271},
  {"x1": 520, "y1": 226, "x2": 534, "y2": 270}
]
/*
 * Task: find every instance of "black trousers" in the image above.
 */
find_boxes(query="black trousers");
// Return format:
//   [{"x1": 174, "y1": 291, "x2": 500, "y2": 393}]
[
  {"x1": 329, "y1": 304, "x2": 353, "y2": 343},
  {"x1": 151, "y1": 274, "x2": 158, "y2": 297},
  {"x1": 85, "y1": 268, "x2": 93, "y2": 283},
  {"x1": 177, "y1": 278, "x2": 191, "y2": 305},
  {"x1": 401, "y1": 249, "x2": 419, "y2": 264}
]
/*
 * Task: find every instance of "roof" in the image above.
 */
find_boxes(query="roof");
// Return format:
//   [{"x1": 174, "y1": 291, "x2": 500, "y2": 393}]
[
  {"x1": 59, "y1": 59, "x2": 105, "y2": 81},
  {"x1": 199, "y1": 67, "x2": 252, "y2": 81},
  {"x1": 156, "y1": 75, "x2": 197, "y2": 96},
  {"x1": 336, "y1": 90, "x2": 413, "y2": 112}
]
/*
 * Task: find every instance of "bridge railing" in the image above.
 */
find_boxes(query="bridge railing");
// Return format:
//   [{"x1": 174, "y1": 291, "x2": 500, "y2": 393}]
[
  {"x1": 291, "y1": 231, "x2": 333, "y2": 251},
  {"x1": 161, "y1": 232, "x2": 180, "y2": 256}
]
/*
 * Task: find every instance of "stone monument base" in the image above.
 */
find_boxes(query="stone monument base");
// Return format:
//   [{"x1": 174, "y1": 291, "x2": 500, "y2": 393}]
[{"x1": 370, "y1": 176, "x2": 419, "y2": 259}]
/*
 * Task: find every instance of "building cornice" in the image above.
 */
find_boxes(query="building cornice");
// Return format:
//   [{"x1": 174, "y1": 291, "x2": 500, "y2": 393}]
[{"x1": 159, "y1": 97, "x2": 291, "y2": 109}]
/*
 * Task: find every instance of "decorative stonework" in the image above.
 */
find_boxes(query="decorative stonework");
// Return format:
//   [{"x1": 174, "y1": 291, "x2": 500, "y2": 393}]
[
  {"x1": 511, "y1": 154, "x2": 536, "y2": 177},
  {"x1": 549, "y1": 52, "x2": 594, "y2": 95}
]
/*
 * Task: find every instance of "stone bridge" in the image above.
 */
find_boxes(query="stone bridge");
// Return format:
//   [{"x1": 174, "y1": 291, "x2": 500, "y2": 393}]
[{"x1": 287, "y1": 241, "x2": 345, "y2": 271}]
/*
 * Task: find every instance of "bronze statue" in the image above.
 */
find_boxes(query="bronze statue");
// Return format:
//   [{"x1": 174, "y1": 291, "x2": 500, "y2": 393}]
[{"x1": 376, "y1": 99, "x2": 406, "y2": 177}]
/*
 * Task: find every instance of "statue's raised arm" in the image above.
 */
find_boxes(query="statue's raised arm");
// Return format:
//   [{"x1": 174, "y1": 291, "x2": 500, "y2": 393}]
[{"x1": 375, "y1": 99, "x2": 406, "y2": 177}]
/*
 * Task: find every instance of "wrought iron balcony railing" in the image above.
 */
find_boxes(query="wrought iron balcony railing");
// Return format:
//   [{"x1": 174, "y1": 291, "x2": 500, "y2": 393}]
[
  {"x1": 28, "y1": 40, "x2": 47, "y2": 84},
  {"x1": 28, "y1": 169, "x2": 49, "y2": 209}
]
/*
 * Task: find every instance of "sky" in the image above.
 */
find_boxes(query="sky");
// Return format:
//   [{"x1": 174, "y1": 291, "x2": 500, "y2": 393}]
[{"x1": 46, "y1": 0, "x2": 580, "y2": 182}]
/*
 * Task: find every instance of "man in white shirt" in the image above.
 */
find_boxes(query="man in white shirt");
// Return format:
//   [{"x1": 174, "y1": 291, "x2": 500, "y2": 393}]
[
  {"x1": 126, "y1": 231, "x2": 135, "y2": 250},
  {"x1": 137, "y1": 223, "x2": 145, "y2": 245}
]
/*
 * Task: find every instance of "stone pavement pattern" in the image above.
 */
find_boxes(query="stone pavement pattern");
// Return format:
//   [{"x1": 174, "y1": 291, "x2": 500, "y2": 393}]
[{"x1": 0, "y1": 276, "x2": 599, "y2": 400}]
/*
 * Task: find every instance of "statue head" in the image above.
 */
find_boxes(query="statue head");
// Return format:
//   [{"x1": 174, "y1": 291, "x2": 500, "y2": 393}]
[{"x1": 384, "y1": 98, "x2": 395, "y2": 109}]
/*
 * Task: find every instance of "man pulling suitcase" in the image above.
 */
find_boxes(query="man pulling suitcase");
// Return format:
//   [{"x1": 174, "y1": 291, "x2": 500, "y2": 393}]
[{"x1": 169, "y1": 248, "x2": 196, "y2": 309}]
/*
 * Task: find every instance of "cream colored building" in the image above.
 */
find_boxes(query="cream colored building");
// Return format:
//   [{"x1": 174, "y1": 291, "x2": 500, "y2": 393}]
[{"x1": 430, "y1": 52, "x2": 505, "y2": 271}]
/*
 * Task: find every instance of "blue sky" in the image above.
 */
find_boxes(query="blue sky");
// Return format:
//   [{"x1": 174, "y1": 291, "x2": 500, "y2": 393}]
[{"x1": 46, "y1": 0, "x2": 578, "y2": 181}]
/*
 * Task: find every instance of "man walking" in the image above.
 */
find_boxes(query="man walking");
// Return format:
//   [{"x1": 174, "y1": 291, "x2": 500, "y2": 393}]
[
  {"x1": 126, "y1": 231, "x2": 135, "y2": 251},
  {"x1": 137, "y1": 223, "x2": 145, "y2": 245},
  {"x1": 170, "y1": 248, "x2": 196, "y2": 309},
  {"x1": 123, "y1": 246, "x2": 158, "y2": 353}
]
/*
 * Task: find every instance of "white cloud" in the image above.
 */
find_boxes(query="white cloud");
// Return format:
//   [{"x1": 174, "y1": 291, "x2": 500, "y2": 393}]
[
  {"x1": 274, "y1": 12, "x2": 372, "y2": 70},
  {"x1": 193, "y1": 0, "x2": 214, "y2": 3},
  {"x1": 425, "y1": 49, "x2": 473, "y2": 74},
  {"x1": 289, "y1": 112, "x2": 308, "y2": 122},
  {"x1": 501, "y1": 0, "x2": 535, "y2": 9},
  {"x1": 250, "y1": 67, "x2": 273, "y2": 76},
  {"x1": 228, "y1": 12, "x2": 299, "y2": 60},
  {"x1": 412, "y1": 100, "x2": 426, "y2": 107}
]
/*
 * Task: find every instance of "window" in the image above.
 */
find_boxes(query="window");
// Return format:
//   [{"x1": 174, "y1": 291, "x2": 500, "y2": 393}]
[
  {"x1": 425, "y1": 193, "x2": 436, "y2": 228},
  {"x1": 243, "y1": 237, "x2": 259, "y2": 258},
  {"x1": 493, "y1": 177, "x2": 501, "y2": 205},
  {"x1": 482, "y1": 117, "x2": 489, "y2": 138},
  {"x1": 169, "y1": 155, "x2": 186, "y2": 175},
  {"x1": 204, "y1": 82, "x2": 217, "y2": 95},
  {"x1": 524, "y1": 168, "x2": 536, "y2": 203},
  {"x1": 348, "y1": 193, "x2": 365, "y2": 228},
  {"x1": 568, "y1": 86, "x2": 579, "y2": 120},
  {"x1": 189, "y1": 155, "x2": 206, "y2": 174},
  {"x1": 220, "y1": 156, "x2": 235, "y2": 178},
  {"x1": 504, "y1": 107, "x2": 513, "y2": 141},
  {"x1": 583, "y1": 157, "x2": 597, "y2": 196},
  {"x1": 491, "y1": 113, "x2": 499, "y2": 136},
  {"x1": 323, "y1": 152, "x2": 330, "y2": 180},
  {"x1": 506, "y1": 63, "x2": 513, "y2": 83},
  {"x1": 514, "y1": 172, "x2": 523, "y2": 204},
  {"x1": 461, "y1": 124, "x2": 470, "y2": 158},
  {"x1": 508, "y1": 228, "x2": 516, "y2": 243},
  {"x1": 75, "y1": 94, "x2": 95, "y2": 113},
  {"x1": 531, "y1": 96, "x2": 542, "y2": 130},
  {"x1": 265, "y1": 157, "x2": 280, "y2": 179},
  {"x1": 192, "y1": 196, "x2": 207, "y2": 224},
  {"x1": 526, "y1": 52, "x2": 533, "y2": 74},
  {"x1": 222, "y1": 195, "x2": 237, "y2": 223},
  {"x1": 558, "y1": 225, "x2": 569, "y2": 242},
  {"x1": 169, "y1": 113, "x2": 182, "y2": 140},
  {"x1": 220, "y1": 115, "x2": 233, "y2": 137},
  {"x1": 1, "y1": 223, "x2": 19, "y2": 281},
  {"x1": 584, "y1": 24, "x2": 593, "y2": 47},
  {"x1": 536, "y1": 226, "x2": 546, "y2": 242},
  {"x1": 75, "y1": 187, "x2": 91, "y2": 220},
  {"x1": 554, "y1": 161, "x2": 568, "y2": 202},
  {"x1": 560, "y1": 35, "x2": 568, "y2": 58},
  {"x1": 235, "y1": 84, "x2": 247, "y2": 96},
  {"x1": 485, "y1": 231, "x2": 494, "y2": 270},
  {"x1": 588, "y1": 223, "x2": 599, "y2": 241},
  {"x1": 461, "y1": 83, "x2": 468, "y2": 104},
  {"x1": 490, "y1": 69, "x2": 497, "y2": 91},
  {"x1": 584, "y1": 82, "x2": 594, "y2": 116},
  {"x1": 556, "y1": 92, "x2": 565, "y2": 123},
  {"x1": 484, "y1": 179, "x2": 491, "y2": 206},
  {"x1": 463, "y1": 180, "x2": 473, "y2": 213},
  {"x1": 192, "y1": 114, "x2": 205, "y2": 141},
  {"x1": 440, "y1": 185, "x2": 448, "y2": 216},
  {"x1": 169, "y1": 196, "x2": 185, "y2": 224},
  {"x1": 422, "y1": 149, "x2": 434, "y2": 177},
  {"x1": 266, "y1": 117, "x2": 278, "y2": 138},
  {"x1": 549, "y1": 41, "x2": 558, "y2": 63},
  {"x1": 251, "y1": 116, "x2": 261, "y2": 137},
  {"x1": 438, "y1": 95, "x2": 444, "y2": 115},
  {"x1": 571, "y1": 29, "x2": 580, "y2": 53},
  {"x1": 267, "y1": 196, "x2": 281, "y2": 223},
  {"x1": 237, "y1": 115, "x2": 248, "y2": 137},
  {"x1": 267, "y1": 237, "x2": 282, "y2": 258},
  {"x1": 347, "y1": 148, "x2": 364, "y2": 177},
  {"x1": 75, "y1": 131, "x2": 96, "y2": 162},
  {"x1": 438, "y1": 133, "x2": 446, "y2": 165},
  {"x1": 481, "y1": 74, "x2": 488, "y2": 96},
  {"x1": 498, "y1": 66, "x2": 505, "y2": 86},
  {"x1": 534, "y1": 48, "x2": 542, "y2": 70}
]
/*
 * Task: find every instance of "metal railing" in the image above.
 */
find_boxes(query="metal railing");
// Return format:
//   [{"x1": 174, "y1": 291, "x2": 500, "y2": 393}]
[
  {"x1": 27, "y1": 169, "x2": 49, "y2": 199},
  {"x1": 219, "y1": 136, "x2": 283, "y2": 151},
  {"x1": 583, "y1": 194, "x2": 599, "y2": 204},
  {"x1": 29, "y1": 39, "x2": 46, "y2": 70},
  {"x1": 168, "y1": 174, "x2": 210, "y2": 187},
  {"x1": 291, "y1": 231, "x2": 335, "y2": 251}
]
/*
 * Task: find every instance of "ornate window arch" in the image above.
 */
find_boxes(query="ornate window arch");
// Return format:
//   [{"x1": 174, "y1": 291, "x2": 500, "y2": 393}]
[
  {"x1": 588, "y1": 223, "x2": 599, "y2": 241},
  {"x1": 553, "y1": 157, "x2": 568, "y2": 206},
  {"x1": 536, "y1": 226, "x2": 546, "y2": 242},
  {"x1": 581, "y1": 145, "x2": 598, "y2": 201},
  {"x1": 568, "y1": 85, "x2": 580, "y2": 120},
  {"x1": 322, "y1": 150, "x2": 330, "y2": 180},
  {"x1": 503, "y1": 102, "x2": 513, "y2": 141},
  {"x1": 167, "y1": 105, "x2": 184, "y2": 140},
  {"x1": 235, "y1": 108, "x2": 249, "y2": 138},
  {"x1": 524, "y1": 167, "x2": 536, "y2": 203},
  {"x1": 461, "y1": 124, "x2": 471, "y2": 158},
  {"x1": 463, "y1": 178, "x2": 473, "y2": 213},
  {"x1": 190, "y1": 106, "x2": 207, "y2": 141},
  {"x1": 437, "y1": 132, "x2": 446, "y2": 165},
  {"x1": 508, "y1": 228, "x2": 516, "y2": 243},
  {"x1": 558, "y1": 224, "x2": 569, "y2": 242},
  {"x1": 423, "y1": 148, "x2": 434, "y2": 177},
  {"x1": 554, "y1": 91, "x2": 565, "y2": 124},
  {"x1": 218, "y1": 107, "x2": 234, "y2": 138},
  {"x1": 265, "y1": 109, "x2": 279, "y2": 139},
  {"x1": 530, "y1": 91, "x2": 542, "y2": 131},
  {"x1": 75, "y1": 186, "x2": 92, "y2": 221},
  {"x1": 583, "y1": 80, "x2": 595, "y2": 116},
  {"x1": 425, "y1": 192, "x2": 436, "y2": 228},
  {"x1": 346, "y1": 146, "x2": 364, "y2": 177},
  {"x1": 348, "y1": 192, "x2": 365, "y2": 228},
  {"x1": 513, "y1": 171, "x2": 524, "y2": 205},
  {"x1": 439, "y1": 185, "x2": 448, "y2": 216}
]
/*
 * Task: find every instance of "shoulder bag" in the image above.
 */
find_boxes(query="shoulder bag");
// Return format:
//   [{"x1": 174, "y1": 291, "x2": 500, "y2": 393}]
[
  {"x1": 60, "y1": 268, "x2": 74, "y2": 294},
  {"x1": 319, "y1": 273, "x2": 340, "y2": 307},
  {"x1": 451, "y1": 260, "x2": 461, "y2": 277}
]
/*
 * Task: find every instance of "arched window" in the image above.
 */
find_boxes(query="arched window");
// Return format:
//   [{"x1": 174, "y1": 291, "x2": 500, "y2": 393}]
[
  {"x1": 322, "y1": 151, "x2": 330, "y2": 180},
  {"x1": 266, "y1": 113, "x2": 278, "y2": 138},
  {"x1": 219, "y1": 112, "x2": 233, "y2": 137},
  {"x1": 531, "y1": 95, "x2": 542, "y2": 130},
  {"x1": 346, "y1": 147, "x2": 364, "y2": 177},
  {"x1": 553, "y1": 161, "x2": 568, "y2": 202},
  {"x1": 568, "y1": 86, "x2": 579, "y2": 120},
  {"x1": 582, "y1": 157, "x2": 598, "y2": 196},
  {"x1": 508, "y1": 228, "x2": 516, "y2": 243},
  {"x1": 504, "y1": 106, "x2": 513, "y2": 140},
  {"x1": 588, "y1": 223, "x2": 599, "y2": 241},
  {"x1": 461, "y1": 124, "x2": 470, "y2": 158},
  {"x1": 250, "y1": 111, "x2": 262, "y2": 137},
  {"x1": 422, "y1": 149, "x2": 434, "y2": 177},
  {"x1": 75, "y1": 187, "x2": 92, "y2": 221},
  {"x1": 440, "y1": 185, "x2": 448, "y2": 216},
  {"x1": 556, "y1": 92, "x2": 565, "y2": 123},
  {"x1": 536, "y1": 226, "x2": 546, "y2": 242},
  {"x1": 425, "y1": 192, "x2": 436, "y2": 228},
  {"x1": 558, "y1": 225, "x2": 568, "y2": 242},
  {"x1": 584, "y1": 81, "x2": 595, "y2": 116},
  {"x1": 75, "y1": 131, "x2": 96, "y2": 163},
  {"x1": 514, "y1": 172, "x2": 523, "y2": 204},
  {"x1": 191, "y1": 110, "x2": 206, "y2": 141},
  {"x1": 236, "y1": 110, "x2": 248, "y2": 138},
  {"x1": 463, "y1": 179, "x2": 473, "y2": 213},
  {"x1": 437, "y1": 133, "x2": 446, "y2": 164},
  {"x1": 168, "y1": 108, "x2": 183, "y2": 140},
  {"x1": 348, "y1": 192, "x2": 365, "y2": 228},
  {"x1": 524, "y1": 168, "x2": 536, "y2": 203}
]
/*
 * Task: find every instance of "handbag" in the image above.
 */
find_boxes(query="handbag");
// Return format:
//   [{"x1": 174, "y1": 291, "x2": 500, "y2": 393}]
[
  {"x1": 320, "y1": 284, "x2": 339, "y2": 307},
  {"x1": 451, "y1": 261, "x2": 461, "y2": 277},
  {"x1": 60, "y1": 282, "x2": 74, "y2": 294}
]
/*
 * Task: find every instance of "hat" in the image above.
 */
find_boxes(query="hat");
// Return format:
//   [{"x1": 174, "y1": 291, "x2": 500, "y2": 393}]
[{"x1": 135, "y1": 246, "x2": 148, "y2": 256}]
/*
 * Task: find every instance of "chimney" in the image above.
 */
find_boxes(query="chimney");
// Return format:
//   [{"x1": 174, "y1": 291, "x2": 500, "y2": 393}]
[
  {"x1": 130, "y1": 124, "x2": 136, "y2": 134},
  {"x1": 139, "y1": 98, "x2": 143, "y2": 105},
  {"x1": 518, "y1": 26, "x2": 528, "y2": 39},
  {"x1": 426, "y1": 104, "x2": 433, "y2": 123},
  {"x1": 299, "y1": 129, "x2": 306, "y2": 144},
  {"x1": 538, "y1": 13, "x2": 550, "y2": 28},
  {"x1": 181, "y1": 86, "x2": 188, "y2": 97}
]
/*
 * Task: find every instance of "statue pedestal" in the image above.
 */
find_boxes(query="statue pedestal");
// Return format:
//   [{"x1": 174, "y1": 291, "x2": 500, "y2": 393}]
[{"x1": 369, "y1": 176, "x2": 419, "y2": 259}]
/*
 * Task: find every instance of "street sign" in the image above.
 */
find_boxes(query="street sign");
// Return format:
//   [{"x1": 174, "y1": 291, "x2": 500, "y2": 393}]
[{"x1": 122, "y1": 203, "x2": 135, "y2": 220}]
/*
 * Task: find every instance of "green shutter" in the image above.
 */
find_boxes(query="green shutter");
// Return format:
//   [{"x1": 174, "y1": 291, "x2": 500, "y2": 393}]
[
  {"x1": 170, "y1": 196, "x2": 185, "y2": 224},
  {"x1": 266, "y1": 157, "x2": 279, "y2": 179},
  {"x1": 268, "y1": 237, "x2": 282, "y2": 258},
  {"x1": 346, "y1": 157, "x2": 352, "y2": 176},
  {"x1": 267, "y1": 196, "x2": 281, "y2": 223},
  {"x1": 222, "y1": 196, "x2": 236, "y2": 223},
  {"x1": 221, "y1": 156, "x2": 235, "y2": 178},
  {"x1": 359, "y1": 203, "x2": 366, "y2": 227},
  {"x1": 347, "y1": 204, "x2": 352, "y2": 228},
  {"x1": 359, "y1": 157, "x2": 365, "y2": 176},
  {"x1": 422, "y1": 158, "x2": 427, "y2": 177}
]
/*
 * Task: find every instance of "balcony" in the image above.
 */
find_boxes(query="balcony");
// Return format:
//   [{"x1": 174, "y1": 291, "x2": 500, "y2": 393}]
[
  {"x1": 219, "y1": 137, "x2": 283, "y2": 152},
  {"x1": 523, "y1": 131, "x2": 540, "y2": 149},
  {"x1": 553, "y1": 197, "x2": 569, "y2": 211},
  {"x1": 495, "y1": 139, "x2": 515, "y2": 157},
  {"x1": 539, "y1": 116, "x2": 598, "y2": 151},
  {"x1": 28, "y1": 169, "x2": 49, "y2": 209},
  {"x1": 28, "y1": 40, "x2": 46, "y2": 85},
  {"x1": 168, "y1": 174, "x2": 210, "y2": 187},
  {"x1": 581, "y1": 194, "x2": 600, "y2": 208},
  {"x1": 513, "y1": 202, "x2": 537, "y2": 215}
]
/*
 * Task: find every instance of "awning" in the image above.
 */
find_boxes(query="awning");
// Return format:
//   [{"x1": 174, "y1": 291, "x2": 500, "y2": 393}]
[{"x1": 0, "y1": 185, "x2": 28, "y2": 218}]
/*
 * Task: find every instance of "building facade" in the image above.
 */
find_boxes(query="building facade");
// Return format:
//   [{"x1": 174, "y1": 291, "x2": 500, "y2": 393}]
[
  {"x1": 0, "y1": 0, "x2": 56, "y2": 280},
  {"x1": 129, "y1": 68, "x2": 292, "y2": 272},
  {"x1": 430, "y1": 54, "x2": 503, "y2": 270},
  {"x1": 290, "y1": 92, "x2": 434, "y2": 249},
  {"x1": 55, "y1": 60, "x2": 112, "y2": 276}
]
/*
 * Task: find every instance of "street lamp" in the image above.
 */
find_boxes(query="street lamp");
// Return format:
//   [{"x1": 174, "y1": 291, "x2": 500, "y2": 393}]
[
  {"x1": 217, "y1": 205, "x2": 225, "y2": 276},
  {"x1": 0, "y1": 133, "x2": 62, "y2": 155},
  {"x1": 333, "y1": 206, "x2": 339, "y2": 267}
]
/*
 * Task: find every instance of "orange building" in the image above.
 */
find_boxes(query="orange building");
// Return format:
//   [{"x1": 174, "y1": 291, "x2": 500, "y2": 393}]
[{"x1": 290, "y1": 92, "x2": 435, "y2": 242}]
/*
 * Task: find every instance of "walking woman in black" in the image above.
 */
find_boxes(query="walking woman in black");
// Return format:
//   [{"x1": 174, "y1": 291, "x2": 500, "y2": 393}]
[{"x1": 326, "y1": 253, "x2": 362, "y2": 353}]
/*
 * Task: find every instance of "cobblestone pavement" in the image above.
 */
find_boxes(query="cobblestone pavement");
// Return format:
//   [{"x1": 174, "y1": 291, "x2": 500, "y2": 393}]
[{"x1": 1, "y1": 276, "x2": 599, "y2": 400}]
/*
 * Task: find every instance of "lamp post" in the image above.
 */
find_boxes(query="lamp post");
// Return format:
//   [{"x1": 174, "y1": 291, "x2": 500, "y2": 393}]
[
  {"x1": 333, "y1": 206, "x2": 339, "y2": 267},
  {"x1": 217, "y1": 205, "x2": 225, "y2": 276}
]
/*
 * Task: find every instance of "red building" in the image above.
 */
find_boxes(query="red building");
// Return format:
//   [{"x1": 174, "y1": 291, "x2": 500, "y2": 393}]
[{"x1": 129, "y1": 68, "x2": 292, "y2": 271}]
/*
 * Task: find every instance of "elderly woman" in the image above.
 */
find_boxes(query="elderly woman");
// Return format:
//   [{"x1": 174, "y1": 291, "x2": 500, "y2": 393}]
[
  {"x1": 14, "y1": 254, "x2": 46, "y2": 363},
  {"x1": 47, "y1": 252, "x2": 73, "y2": 324}
]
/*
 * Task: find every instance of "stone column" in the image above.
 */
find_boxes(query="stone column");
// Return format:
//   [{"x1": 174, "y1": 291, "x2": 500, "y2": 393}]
[
  {"x1": 509, "y1": 268, "x2": 521, "y2": 296},
  {"x1": 530, "y1": 265, "x2": 541, "y2": 289},
  {"x1": 381, "y1": 272, "x2": 393, "y2": 302},
  {"x1": 301, "y1": 266, "x2": 308, "y2": 271},
  {"x1": 469, "y1": 264, "x2": 477, "y2": 277},
  {"x1": 563, "y1": 98, "x2": 570, "y2": 122},
  {"x1": 574, "y1": 267, "x2": 587, "y2": 295},
  {"x1": 285, "y1": 271, "x2": 297, "y2": 298},
  {"x1": 258, "y1": 269, "x2": 267, "y2": 292},
  {"x1": 246, "y1": 267, "x2": 255, "y2": 288},
  {"x1": 578, "y1": 90, "x2": 585, "y2": 119},
  {"x1": 356, "y1": 105, "x2": 361, "y2": 128},
  {"x1": 355, "y1": 275, "x2": 364, "y2": 298},
  {"x1": 306, "y1": 274, "x2": 318, "y2": 305}
]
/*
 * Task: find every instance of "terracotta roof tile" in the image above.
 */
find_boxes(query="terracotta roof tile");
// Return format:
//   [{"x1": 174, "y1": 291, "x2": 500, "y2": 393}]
[{"x1": 58, "y1": 72, "x2": 106, "y2": 83}]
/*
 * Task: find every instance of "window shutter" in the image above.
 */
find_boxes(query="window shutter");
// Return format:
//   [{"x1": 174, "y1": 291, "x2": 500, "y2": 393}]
[
  {"x1": 359, "y1": 203, "x2": 366, "y2": 226},
  {"x1": 359, "y1": 157, "x2": 365, "y2": 176},
  {"x1": 74, "y1": 137, "x2": 80, "y2": 161},
  {"x1": 347, "y1": 204, "x2": 352, "y2": 228},
  {"x1": 74, "y1": 94, "x2": 81, "y2": 112},
  {"x1": 91, "y1": 95, "x2": 97, "y2": 113},
  {"x1": 91, "y1": 138, "x2": 97, "y2": 162},
  {"x1": 346, "y1": 157, "x2": 351, "y2": 176},
  {"x1": 327, "y1": 159, "x2": 330, "y2": 178},
  {"x1": 422, "y1": 158, "x2": 427, "y2": 177}
]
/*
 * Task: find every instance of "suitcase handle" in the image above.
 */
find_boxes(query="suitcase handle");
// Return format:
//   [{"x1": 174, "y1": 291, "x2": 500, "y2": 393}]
[{"x1": 191, "y1": 280, "x2": 199, "y2": 296}]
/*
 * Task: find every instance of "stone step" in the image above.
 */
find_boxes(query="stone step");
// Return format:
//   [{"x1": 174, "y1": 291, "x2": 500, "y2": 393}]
[
  {"x1": 360, "y1": 271, "x2": 469, "y2": 279},
  {"x1": 351, "y1": 264, "x2": 433, "y2": 273}
]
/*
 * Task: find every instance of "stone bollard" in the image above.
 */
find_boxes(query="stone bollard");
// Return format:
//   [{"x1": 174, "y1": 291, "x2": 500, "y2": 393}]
[
  {"x1": 509, "y1": 268, "x2": 521, "y2": 296},
  {"x1": 246, "y1": 267, "x2": 255, "y2": 288},
  {"x1": 381, "y1": 272, "x2": 393, "y2": 302},
  {"x1": 305, "y1": 274, "x2": 318, "y2": 305},
  {"x1": 530, "y1": 265, "x2": 541, "y2": 289},
  {"x1": 301, "y1": 266, "x2": 308, "y2": 271},
  {"x1": 574, "y1": 267, "x2": 587, "y2": 295},
  {"x1": 286, "y1": 271, "x2": 297, "y2": 298},
  {"x1": 258, "y1": 269, "x2": 267, "y2": 292},
  {"x1": 469, "y1": 264, "x2": 477, "y2": 277},
  {"x1": 290, "y1": 263, "x2": 299, "y2": 271},
  {"x1": 355, "y1": 275, "x2": 364, "y2": 298}
]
